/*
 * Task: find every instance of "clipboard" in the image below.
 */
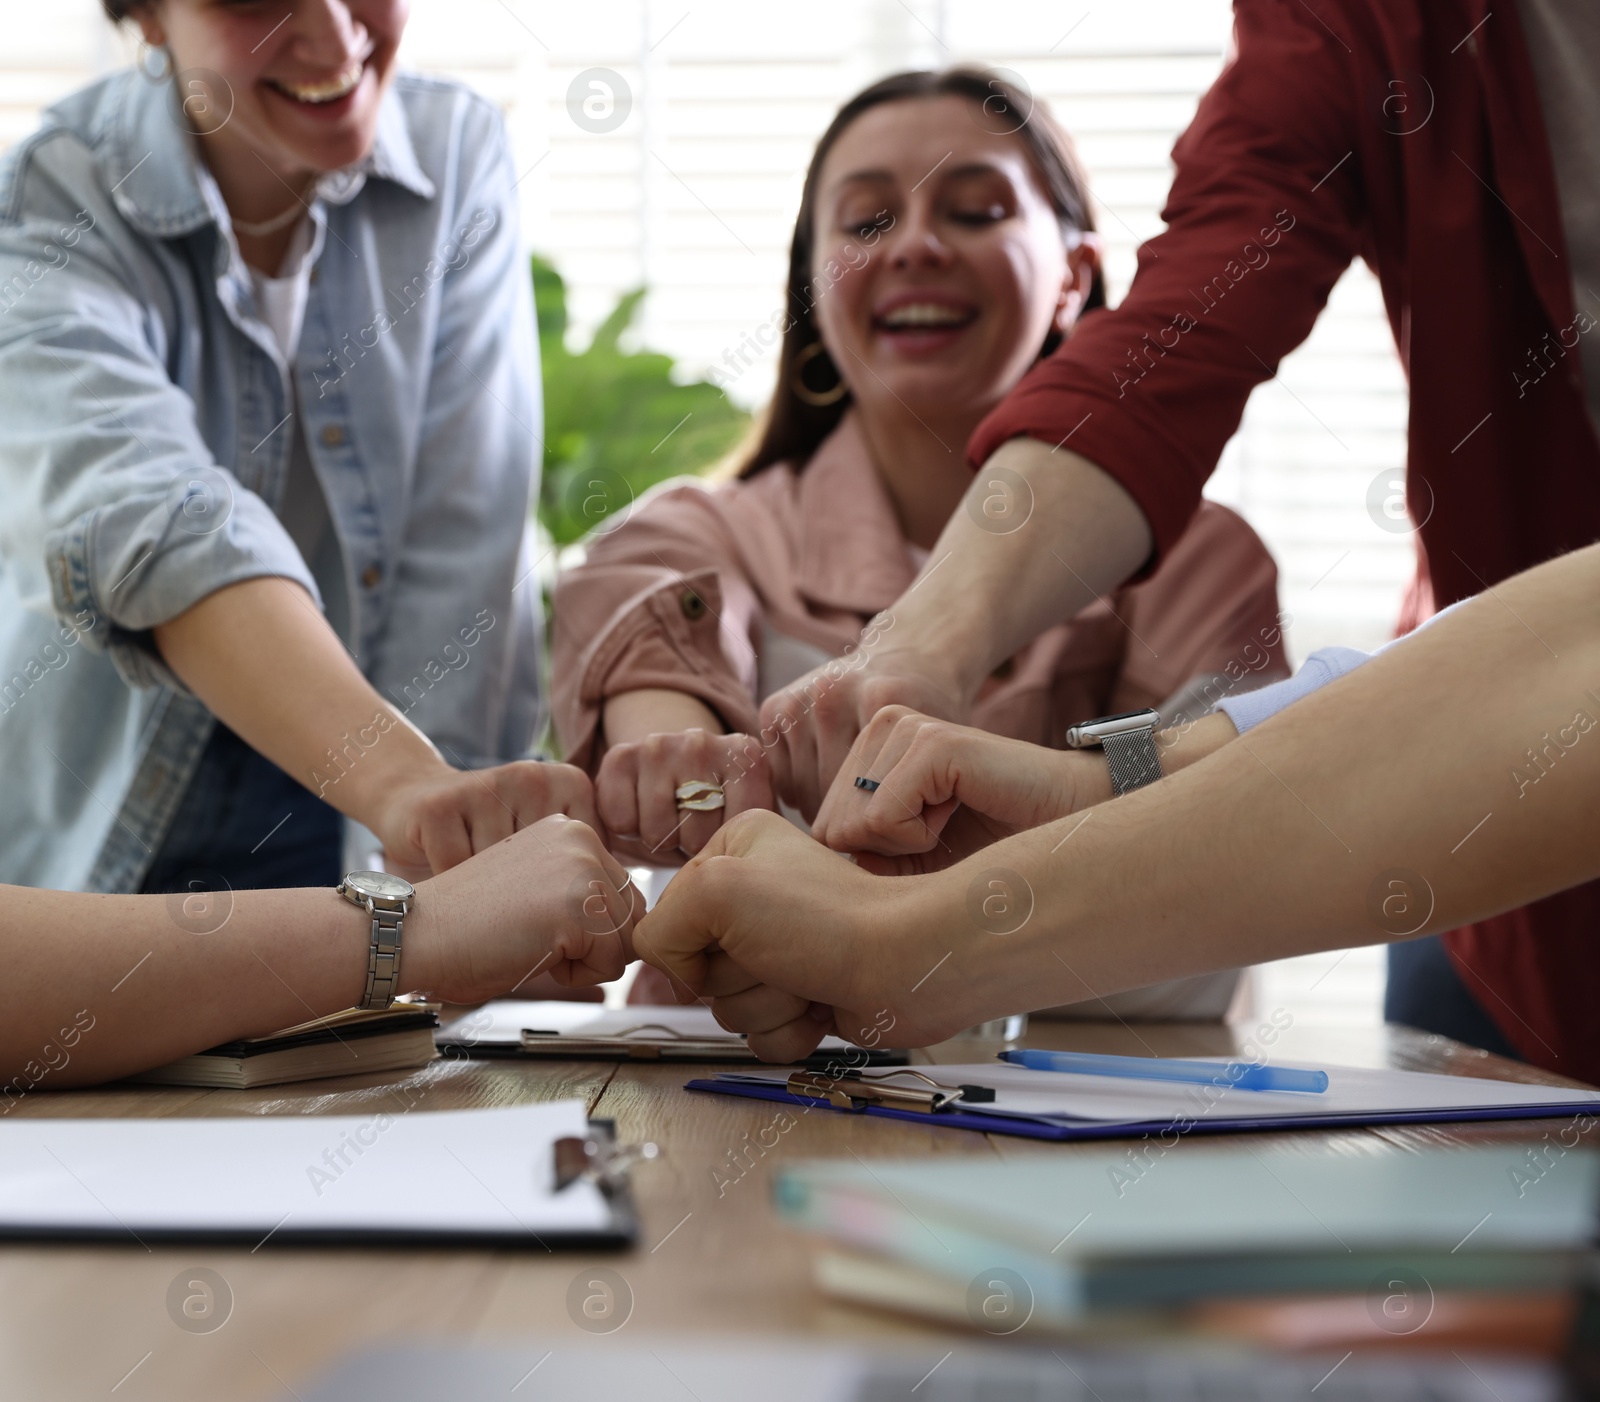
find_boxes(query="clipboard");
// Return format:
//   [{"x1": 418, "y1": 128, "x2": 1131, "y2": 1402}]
[
  {"x1": 438, "y1": 1001, "x2": 908, "y2": 1068},
  {"x1": 687, "y1": 1069, "x2": 1081, "y2": 1140},
  {"x1": 517, "y1": 1023, "x2": 907, "y2": 1066},
  {"x1": 0, "y1": 1101, "x2": 646, "y2": 1249},
  {"x1": 686, "y1": 1061, "x2": 1600, "y2": 1142}
]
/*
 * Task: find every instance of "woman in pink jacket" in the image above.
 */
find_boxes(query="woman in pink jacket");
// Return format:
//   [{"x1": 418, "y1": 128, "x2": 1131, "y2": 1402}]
[{"x1": 552, "y1": 68, "x2": 1287, "y2": 941}]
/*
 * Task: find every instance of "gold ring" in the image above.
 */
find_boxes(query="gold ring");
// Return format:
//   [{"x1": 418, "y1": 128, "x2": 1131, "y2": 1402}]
[{"x1": 674, "y1": 780, "x2": 726, "y2": 812}]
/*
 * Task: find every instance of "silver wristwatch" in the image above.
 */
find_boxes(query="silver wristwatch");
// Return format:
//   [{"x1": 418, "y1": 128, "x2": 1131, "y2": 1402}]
[
  {"x1": 1065, "y1": 708, "x2": 1164, "y2": 796},
  {"x1": 337, "y1": 870, "x2": 416, "y2": 1010}
]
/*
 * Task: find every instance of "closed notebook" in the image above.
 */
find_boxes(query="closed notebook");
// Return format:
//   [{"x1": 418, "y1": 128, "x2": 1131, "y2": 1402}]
[
  {"x1": 132, "y1": 1004, "x2": 440, "y2": 1089},
  {"x1": 774, "y1": 1145, "x2": 1600, "y2": 1324}
]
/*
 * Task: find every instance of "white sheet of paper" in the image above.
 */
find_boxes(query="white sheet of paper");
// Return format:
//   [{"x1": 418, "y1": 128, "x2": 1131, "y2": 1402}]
[
  {"x1": 0, "y1": 1100, "x2": 612, "y2": 1237},
  {"x1": 727, "y1": 1060, "x2": 1600, "y2": 1124},
  {"x1": 447, "y1": 1000, "x2": 869, "y2": 1053}
]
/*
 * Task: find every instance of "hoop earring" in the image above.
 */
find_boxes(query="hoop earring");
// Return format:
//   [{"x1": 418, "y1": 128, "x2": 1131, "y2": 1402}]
[
  {"x1": 791, "y1": 340, "x2": 848, "y2": 408},
  {"x1": 137, "y1": 42, "x2": 173, "y2": 83}
]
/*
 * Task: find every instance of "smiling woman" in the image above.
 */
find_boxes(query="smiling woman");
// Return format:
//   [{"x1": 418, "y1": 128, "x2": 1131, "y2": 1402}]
[
  {"x1": 549, "y1": 66, "x2": 1292, "y2": 1015},
  {"x1": 0, "y1": 2, "x2": 606, "y2": 951},
  {"x1": 108, "y1": 0, "x2": 405, "y2": 271}
]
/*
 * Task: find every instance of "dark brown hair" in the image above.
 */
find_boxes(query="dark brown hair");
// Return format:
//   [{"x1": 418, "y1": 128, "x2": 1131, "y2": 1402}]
[
  {"x1": 101, "y1": 1, "x2": 136, "y2": 18},
  {"x1": 739, "y1": 66, "x2": 1103, "y2": 478}
]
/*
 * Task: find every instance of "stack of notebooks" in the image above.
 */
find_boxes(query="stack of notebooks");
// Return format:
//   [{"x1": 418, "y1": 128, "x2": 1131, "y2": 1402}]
[
  {"x1": 774, "y1": 1143, "x2": 1600, "y2": 1333},
  {"x1": 132, "y1": 1003, "x2": 440, "y2": 1089}
]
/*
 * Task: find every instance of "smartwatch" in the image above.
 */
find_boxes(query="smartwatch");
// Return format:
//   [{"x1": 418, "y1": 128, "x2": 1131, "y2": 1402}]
[
  {"x1": 1065, "y1": 708, "x2": 1164, "y2": 796},
  {"x1": 337, "y1": 870, "x2": 416, "y2": 1010}
]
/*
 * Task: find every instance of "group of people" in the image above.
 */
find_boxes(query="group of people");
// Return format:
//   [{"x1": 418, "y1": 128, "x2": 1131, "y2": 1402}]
[{"x1": 1, "y1": 0, "x2": 1596, "y2": 1090}]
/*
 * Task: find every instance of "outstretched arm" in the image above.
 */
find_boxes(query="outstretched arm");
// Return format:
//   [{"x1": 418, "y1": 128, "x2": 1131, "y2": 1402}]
[
  {"x1": 0, "y1": 816, "x2": 637, "y2": 1089},
  {"x1": 155, "y1": 578, "x2": 597, "y2": 874},
  {"x1": 810, "y1": 705, "x2": 1238, "y2": 870},
  {"x1": 637, "y1": 543, "x2": 1600, "y2": 1060},
  {"x1": 756, "y1": 442, "x2": 1152, "y2": 819}
]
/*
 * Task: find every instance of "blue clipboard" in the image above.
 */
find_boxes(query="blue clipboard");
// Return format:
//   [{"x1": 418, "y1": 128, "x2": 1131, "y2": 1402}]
[{"x1": 685, "y1": 1075, "x2": 1600, "y2": 1142}]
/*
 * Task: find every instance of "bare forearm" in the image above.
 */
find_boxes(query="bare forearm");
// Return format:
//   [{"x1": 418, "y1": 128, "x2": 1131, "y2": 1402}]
[
  {"x1": 884, "y1": 440, "x2": 1152, "y2": 705},
  {"x1": 0, "y1": 885, "x2": 372, "y2": 1088},
  {"x1": 963, "y1": 547, "x2": 1600, "y2": 1016},
  {"x1": 152, "y1": 576, "x2": 442, "y2": 817}
]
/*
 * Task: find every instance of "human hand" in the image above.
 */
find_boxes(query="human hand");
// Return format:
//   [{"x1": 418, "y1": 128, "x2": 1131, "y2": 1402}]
[
  {"x1": 632, "y1": 810, "x2": 972, "y2": 1060},
  {"x1": 405, "y1": 815, "x2": 639, "y2": 1003},
  {"x1": 757, "y1": 637, "x2": 968, "y2": 822},
  {"x1": 812, "y1": 707, "x2": 1105, "y2": 872},
  {"x1": 595, "y1": 728, "x2": 775, "y2": 866},
  {"x1": 371, "y1": 759, "x2": 599, "y2": 878}
]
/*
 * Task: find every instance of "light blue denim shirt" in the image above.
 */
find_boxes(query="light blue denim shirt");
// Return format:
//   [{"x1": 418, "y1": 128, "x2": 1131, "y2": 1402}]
[{"x1": 0, "y1": 70, "x2": 543, "y2": 892}]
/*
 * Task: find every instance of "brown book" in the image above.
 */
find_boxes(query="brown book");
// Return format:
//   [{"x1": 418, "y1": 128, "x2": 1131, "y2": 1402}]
[{"x1": 131, "y1": 1004, "x2": 440, "y2": 1090}]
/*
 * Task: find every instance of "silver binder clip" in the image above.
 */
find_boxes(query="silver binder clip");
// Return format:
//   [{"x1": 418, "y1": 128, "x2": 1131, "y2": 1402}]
[
  {"x1": 553, "y1": 1134, "x2": 660, "y2": 1192},
  {"x1": 784, "y1": 1068, "x2": 996, "y2": 1114}
]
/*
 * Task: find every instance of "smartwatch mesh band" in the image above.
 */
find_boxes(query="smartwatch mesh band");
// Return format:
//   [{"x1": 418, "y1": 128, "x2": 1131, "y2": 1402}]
[
  {"x1": 360, "y1": 908, "x2": 404, "y2": 1010},
  {"x1": 1101, "y1": 726, "x2": 1163, "y2": 796}
]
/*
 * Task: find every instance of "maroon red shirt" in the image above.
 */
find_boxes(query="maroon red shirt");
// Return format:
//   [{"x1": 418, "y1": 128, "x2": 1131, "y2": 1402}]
[{"x1": 970, "y1": 0, "x2": 1600, "y2": 1080}]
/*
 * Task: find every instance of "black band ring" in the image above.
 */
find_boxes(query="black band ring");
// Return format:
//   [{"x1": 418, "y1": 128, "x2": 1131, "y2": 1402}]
[{"x1": 854, "y1": 776, "x2": 880, "y2": 792}]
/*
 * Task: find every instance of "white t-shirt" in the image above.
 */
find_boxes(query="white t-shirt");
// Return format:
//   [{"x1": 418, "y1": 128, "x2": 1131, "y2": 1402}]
[{"x1": 247, "y1": 217, "x2": 350, "y2": 642}]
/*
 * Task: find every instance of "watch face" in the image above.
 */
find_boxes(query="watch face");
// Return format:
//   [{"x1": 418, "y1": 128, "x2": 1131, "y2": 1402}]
[{"x1": 345, "y1": 870, "x2": 415, "y2": 901}]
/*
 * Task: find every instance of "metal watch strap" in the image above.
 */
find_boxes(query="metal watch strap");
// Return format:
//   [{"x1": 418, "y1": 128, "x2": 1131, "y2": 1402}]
[
  {"x1": 1101, "y1": 726, "x2": 1163, "y2": 796},
  {"x1": 360, "y1": 905, "x2": 404, "y2": 1010}
]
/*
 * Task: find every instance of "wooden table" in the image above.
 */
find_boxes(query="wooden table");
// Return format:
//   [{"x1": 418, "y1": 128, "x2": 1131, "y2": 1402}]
[{"x1": 0, "y1": 1017, "x2": 1587, "y2": 1402}]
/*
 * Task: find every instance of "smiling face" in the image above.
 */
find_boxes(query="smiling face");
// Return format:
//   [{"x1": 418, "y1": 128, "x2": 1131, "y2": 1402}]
[
  {"x1": 809, "y1": 94, "x2": 1096, "y2": 430},
  {"x1": 133, "y1": 1, "x2": 407, "y2": 191}
]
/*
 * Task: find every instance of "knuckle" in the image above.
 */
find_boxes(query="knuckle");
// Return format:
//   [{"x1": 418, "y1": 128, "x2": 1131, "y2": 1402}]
[
  {"x1": 721, "y1": 807, "x2": 769, "y2": 841},
  {"x1": 697, "y1": 852, "x2": 743, "y2": 903},
  {"x1": 551, "y1": 761, "x2": 588, "y2": 796},
  {"x1": 813, "y1": 685, "x2": 847, "y2": 722},
  {"x1": 495, "y1": 766, "x2": 532, "y2": 803},
  {"x1": 764, "y1": 692, "x2": 799, "y2": 726}
]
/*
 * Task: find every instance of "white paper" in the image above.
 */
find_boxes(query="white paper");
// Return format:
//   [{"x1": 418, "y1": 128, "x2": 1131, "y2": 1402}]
[
  {"x1": 0, "y1": 1100, "x2": 613, "y2": 1238},
  {"x1": 443, "y1": 999, "x2": 613, "y2": 1046},
  {"x1": 727, "y1": 1059, "x2": 1600, "y2": 1125},
  {"x1": 447, "y1": 1000, "x2": 868, "y2": 1053}
]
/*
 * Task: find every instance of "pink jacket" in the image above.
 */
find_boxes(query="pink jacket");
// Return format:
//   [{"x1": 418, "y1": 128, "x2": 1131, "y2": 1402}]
[{"x1": 552, "y1": 414, "x2": 1288, "y2": 768}]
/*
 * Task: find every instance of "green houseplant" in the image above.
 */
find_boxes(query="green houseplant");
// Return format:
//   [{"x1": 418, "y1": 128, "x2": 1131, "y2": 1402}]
[{"x1": 533, "y1": 254, "x2": 750, "y2": 546}]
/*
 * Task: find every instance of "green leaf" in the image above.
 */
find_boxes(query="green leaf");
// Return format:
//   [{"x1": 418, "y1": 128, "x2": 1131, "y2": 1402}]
[{"x1": 532, "y1": 253, "x2": 751, "y2": 547}]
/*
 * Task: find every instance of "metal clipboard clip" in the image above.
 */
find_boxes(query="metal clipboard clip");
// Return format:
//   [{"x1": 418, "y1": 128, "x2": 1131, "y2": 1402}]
[
  {"x1": 784, "y1": 1068, "x2": 996, "y2": 1115},
  {"x1": 553, "y1": 1129, "x2": 660, "y2": 1193}
]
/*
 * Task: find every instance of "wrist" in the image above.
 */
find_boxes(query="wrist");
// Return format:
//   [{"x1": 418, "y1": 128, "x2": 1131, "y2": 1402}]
[
  {"x1": 335, "y1": 728, "x2": 450, "y2": 830},
  {"x1": 858, "y1": 638, "x2": 980, "y2": 719},
  {"x1": 883, "y1": 866, "x2": 997, "y2": 1039},
  {"x1": 1055, "y1": 748, "x2": 1113, "y2": 812},
  {"x1": 395, "y1": 883, "x2": 435, "y2": 995}
]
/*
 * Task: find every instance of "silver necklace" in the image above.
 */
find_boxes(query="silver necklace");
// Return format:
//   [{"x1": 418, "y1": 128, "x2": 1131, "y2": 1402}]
[{"x1": 232, "y1": 188, "x2": 314, "y2": 239}]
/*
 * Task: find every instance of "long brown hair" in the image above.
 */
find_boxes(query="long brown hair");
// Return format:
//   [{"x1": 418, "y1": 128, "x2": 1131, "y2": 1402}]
[{"x1": 740, "y1": 66, "x2": 1103, "y2": 479}]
